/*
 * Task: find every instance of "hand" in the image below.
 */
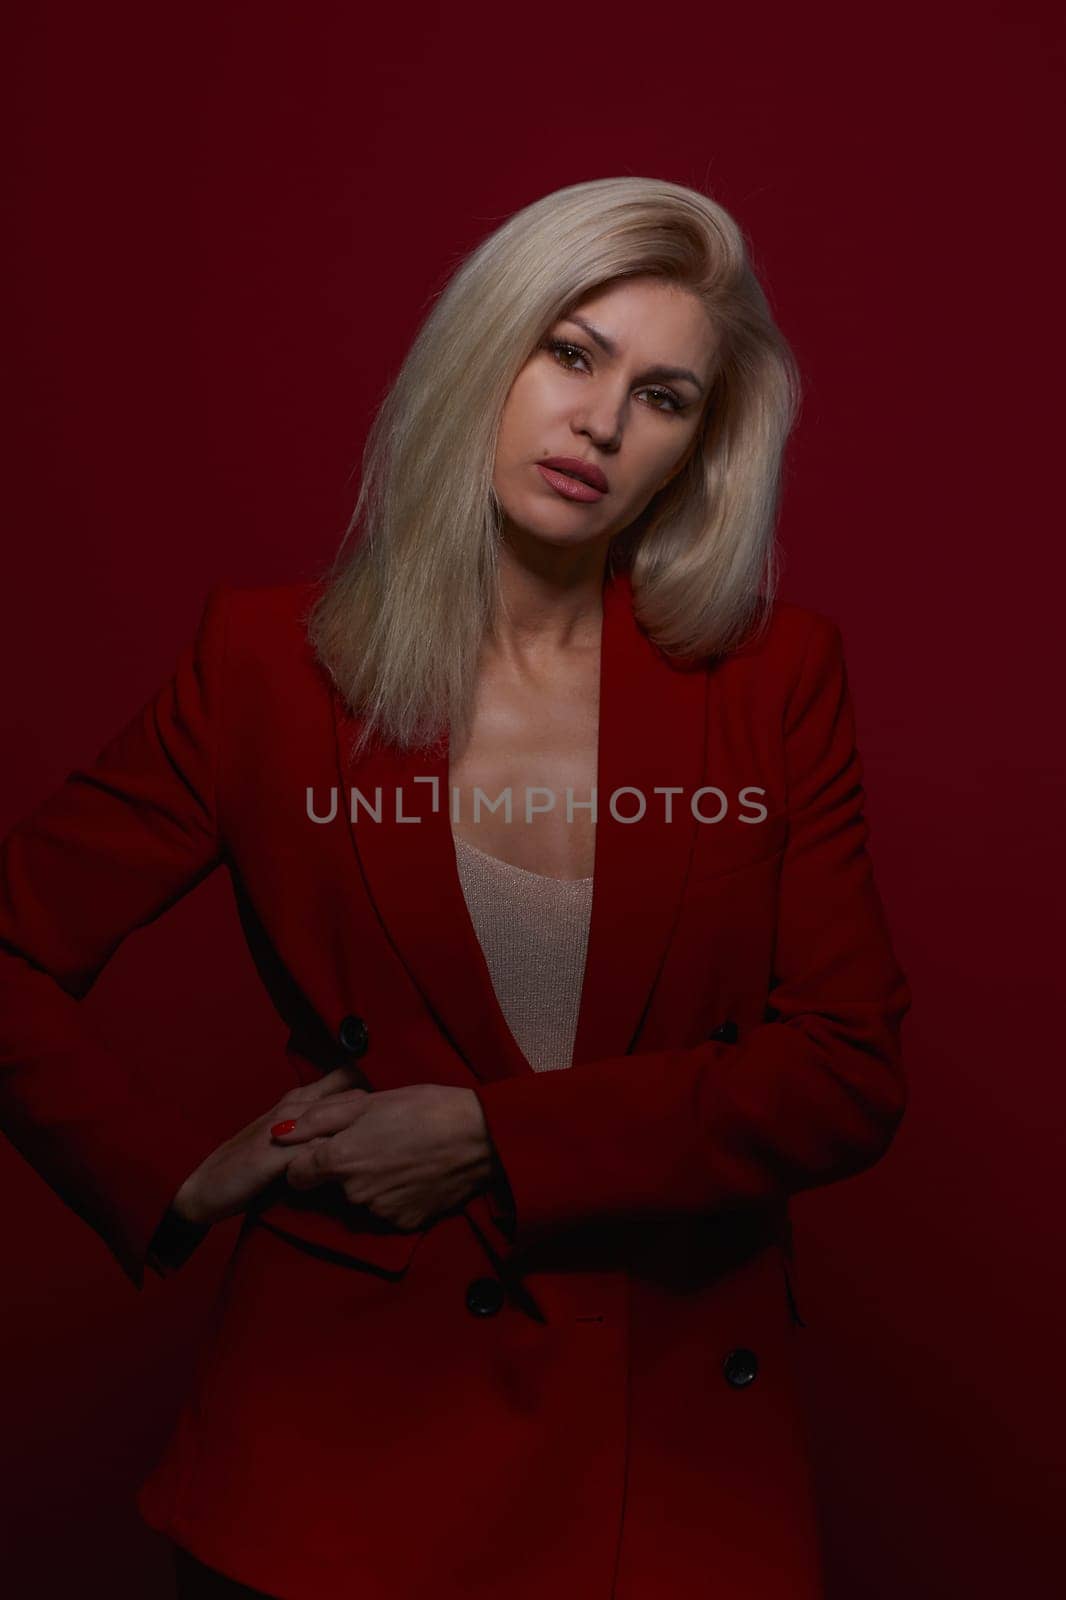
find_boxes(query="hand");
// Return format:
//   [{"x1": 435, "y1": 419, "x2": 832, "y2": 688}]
[
  {"x1": 273, "y1": 1083, "x2": 495, "y2": 1231},
  {"x1": 170, "y1": 1065, "x2": 374, "y2": 1227}
]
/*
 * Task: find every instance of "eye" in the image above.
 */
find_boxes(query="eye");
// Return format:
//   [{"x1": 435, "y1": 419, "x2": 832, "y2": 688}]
[
  {"x1": 540, "y1": 338, "x2": 687, "y2": 415},
  {"x1": 641, "y1": 387, "x2": 685, "y2": 415},
  {"x1": 543, "y1": 337, "x2": 590, "y2": 373}
]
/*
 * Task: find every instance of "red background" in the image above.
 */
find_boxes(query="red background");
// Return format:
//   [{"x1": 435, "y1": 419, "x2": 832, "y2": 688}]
[{"x1": 4, "y1": 3, "x2": 1063, "y2": 1594}]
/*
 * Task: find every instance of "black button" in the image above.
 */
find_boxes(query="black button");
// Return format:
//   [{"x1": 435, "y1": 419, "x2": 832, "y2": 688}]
[
  {"x1": 723, "y1": 1347, "x2": 759, "y2": 1387},
  {"x1": 709, "y1": 1019, "x2": 739, "y2": 1044},
  {"x1": 465, "y1": 1277, "x2": 505, "y2": 1317},
  {"x1": 338, "y1": 1015, "x2": 369, "y2": 1057}
]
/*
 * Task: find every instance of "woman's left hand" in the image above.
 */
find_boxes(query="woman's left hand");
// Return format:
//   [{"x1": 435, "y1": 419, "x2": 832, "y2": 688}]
[{"x1": 272, "y1": 1084, "x2": 495, "y2": 1231}]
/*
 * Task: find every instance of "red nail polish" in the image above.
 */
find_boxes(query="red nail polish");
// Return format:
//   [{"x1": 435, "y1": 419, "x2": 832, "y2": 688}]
[{"x1": 271, "y1": 1119, "x2": 297, "y2": 1137}]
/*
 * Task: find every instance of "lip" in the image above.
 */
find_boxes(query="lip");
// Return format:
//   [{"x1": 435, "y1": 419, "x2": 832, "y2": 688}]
[
  {"x1": 536, "y1": 464, "x2": 604, "y2": 504},
  {"x1": 538, "y1": 456, "x2": 609, "y2": 494}
]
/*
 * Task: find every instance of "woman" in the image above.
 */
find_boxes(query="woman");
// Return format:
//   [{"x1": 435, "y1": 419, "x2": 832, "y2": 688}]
[{"x1": 0, "y1": 176, "x2": 911, "y2": 1599}]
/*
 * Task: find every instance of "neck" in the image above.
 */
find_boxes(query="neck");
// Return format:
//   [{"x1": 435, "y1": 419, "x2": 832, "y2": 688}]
[{"x1": 490, "y1": 530, "x2": 611, "y2": 658}]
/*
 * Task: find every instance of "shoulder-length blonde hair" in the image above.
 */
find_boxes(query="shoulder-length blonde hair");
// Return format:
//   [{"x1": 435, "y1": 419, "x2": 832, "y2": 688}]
[{"x1": 306, "y1": 175, "x2": 802, "y2": 757}]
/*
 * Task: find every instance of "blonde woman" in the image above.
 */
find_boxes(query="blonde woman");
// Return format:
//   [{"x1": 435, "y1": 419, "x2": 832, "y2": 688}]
[{"x1": 0, "y1": 176, "x2": 911, "y2": 1599}]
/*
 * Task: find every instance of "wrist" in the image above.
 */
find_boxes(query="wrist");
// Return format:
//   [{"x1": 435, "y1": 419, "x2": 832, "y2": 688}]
[
  {"x1": 464, "y1": 1089, "x2": 496, "y2": 1187},
  {"x1": 171, "y1": 1171, "x2": 211, "y2": 1227},
  {"x1": 465, "y1": 1091, "x2": 515, "y2": 1214}
]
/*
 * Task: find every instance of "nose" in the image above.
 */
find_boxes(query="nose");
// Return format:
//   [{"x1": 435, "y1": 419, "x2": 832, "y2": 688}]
[{"x1": 571, "y1": 385, "x2": 624, "y2": 452}]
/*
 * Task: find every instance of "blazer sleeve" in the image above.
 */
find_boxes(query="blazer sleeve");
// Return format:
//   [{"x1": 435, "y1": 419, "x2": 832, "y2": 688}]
[
  {"x1": 472, "y1": 613, "x2": 912, "y2": 1252},
  {"x1": 0, "y1": 584, "x2": 235, "y2": 1288}
]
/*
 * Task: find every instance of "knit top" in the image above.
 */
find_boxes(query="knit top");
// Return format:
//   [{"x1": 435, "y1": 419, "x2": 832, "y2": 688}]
[{"x1": 452, "y1": 832, "x2": 593, "y2": 1073}]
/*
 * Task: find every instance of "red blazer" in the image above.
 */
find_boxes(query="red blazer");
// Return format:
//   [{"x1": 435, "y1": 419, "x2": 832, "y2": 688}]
[{"x1": 0, "y1": 569, "x2": 910, "y2": 1600}]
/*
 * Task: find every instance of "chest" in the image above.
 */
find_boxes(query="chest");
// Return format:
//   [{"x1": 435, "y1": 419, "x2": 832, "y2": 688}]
[{"x1": 447, "y1": 647, "x2": 600, "y2": 881}]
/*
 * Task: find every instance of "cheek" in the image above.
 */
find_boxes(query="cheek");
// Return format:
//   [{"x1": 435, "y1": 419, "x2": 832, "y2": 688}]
[
  {"x1": 641, "y1": 428, "x2": 698, "y2": 495},
  {"x1": 494, "y1": 386, "x2": 534, "y2": 466},
  {"x1": 505, "y1": 365, "x2": 571, "y2": 436},
  {"x1": 624, "y1": 447, "x2": 674, "y2": 503},
  {"x1": 495, "y1": 372, "x2": 561, "y2": 479}
]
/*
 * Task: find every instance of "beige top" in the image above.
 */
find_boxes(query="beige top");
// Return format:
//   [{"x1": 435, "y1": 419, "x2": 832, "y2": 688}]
[{"x1": 452, "y1": 832, "x2": 593, "y2": 1074}]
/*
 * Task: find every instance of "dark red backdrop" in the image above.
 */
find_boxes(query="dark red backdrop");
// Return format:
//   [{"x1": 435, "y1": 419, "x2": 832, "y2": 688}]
[{"x1": 5, "y1": 3, "x2": 1063, "y2": 1594}]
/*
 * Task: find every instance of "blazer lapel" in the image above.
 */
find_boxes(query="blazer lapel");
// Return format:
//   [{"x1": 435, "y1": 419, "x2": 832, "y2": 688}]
[
  {"x1": 570, "y1": 569, "x2": 707, "y2": 1065},
  {"x1": 330, "y1": 567, "x2": 708, "y2": 1088}
]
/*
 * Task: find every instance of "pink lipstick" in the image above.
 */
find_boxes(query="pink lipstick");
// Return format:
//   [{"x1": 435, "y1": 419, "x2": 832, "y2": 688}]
[{"x1": 536, "y1": 456, "x2": 609, "y2": 502}]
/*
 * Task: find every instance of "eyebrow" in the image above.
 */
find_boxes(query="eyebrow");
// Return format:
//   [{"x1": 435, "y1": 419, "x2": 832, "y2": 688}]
[{"x1": 560, "y1": 313, "x2": 707, "y2": 395}]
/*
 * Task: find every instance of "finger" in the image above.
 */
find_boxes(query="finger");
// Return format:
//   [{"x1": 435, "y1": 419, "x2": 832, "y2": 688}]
[
  {"x1": 270, "y1": 1094, "x2": 369, "y2": 1142},
  {"x1": 284, "y1": 1136, "x2": 334, "y2": 1190},
  {"x1": 299, "y1": 1064, "x2": 372, "y2": 1101},
  {"x1": 366, "y1": 1190, "x2": 424, "y2": 1231}
]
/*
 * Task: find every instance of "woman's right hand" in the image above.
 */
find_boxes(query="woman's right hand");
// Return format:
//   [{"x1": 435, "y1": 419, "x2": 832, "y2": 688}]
[{"x1": 168, "y1": 1064, "x2": 371, "y2": 1227}]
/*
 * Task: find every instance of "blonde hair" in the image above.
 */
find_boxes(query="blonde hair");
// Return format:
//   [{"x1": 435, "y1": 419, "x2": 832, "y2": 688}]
[{"x1": 306, "y1": 175, "x2": 802, "y2": 756}]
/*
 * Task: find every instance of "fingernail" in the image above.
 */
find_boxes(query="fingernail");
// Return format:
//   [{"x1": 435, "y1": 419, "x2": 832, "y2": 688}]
[{"x1": 271, "y1": 1119, "x2": 298, "y2": 1138}]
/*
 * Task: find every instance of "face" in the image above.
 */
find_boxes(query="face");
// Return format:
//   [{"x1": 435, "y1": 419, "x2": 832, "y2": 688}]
[{"x1": 492, "y1": 276, "x2": 719, "y2": 561}]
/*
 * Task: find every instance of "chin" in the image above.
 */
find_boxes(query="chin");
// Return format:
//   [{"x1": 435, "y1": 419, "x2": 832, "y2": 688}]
[
  {"x1": 507, "y1": 519, "x2": 605, "y2": 554},
  {"x1": 500, "y1": 492, "x2": 608, "y2": 546}
]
